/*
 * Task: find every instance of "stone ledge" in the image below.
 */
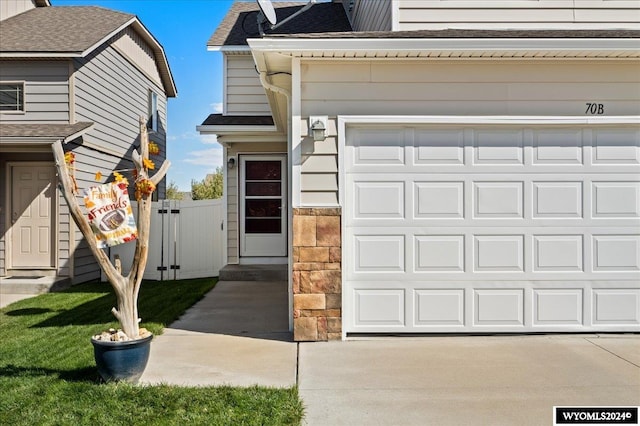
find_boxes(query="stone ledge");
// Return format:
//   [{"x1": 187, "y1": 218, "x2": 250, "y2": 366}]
[{"x1": 293, "y1": 207, "x2": 342, "y2": 216}]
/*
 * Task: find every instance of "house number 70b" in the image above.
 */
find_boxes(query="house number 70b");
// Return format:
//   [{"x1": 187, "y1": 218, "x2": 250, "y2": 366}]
[{"x1": 585, "y1": 103, "x2": 604, "y2": 115}]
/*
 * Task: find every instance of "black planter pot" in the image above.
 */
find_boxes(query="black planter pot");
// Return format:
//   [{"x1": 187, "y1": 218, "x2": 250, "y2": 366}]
[{"x1": 91, "y1": 333, "x2": 153, "y2": 383}]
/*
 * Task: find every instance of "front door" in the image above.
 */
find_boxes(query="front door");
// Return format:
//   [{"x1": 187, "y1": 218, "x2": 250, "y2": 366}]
[
  {"x1": 239, "y1": 155, "x2": 287, "y2": 257},
  {"x1": 10, "y1": 163, "x2": 57, "y2": 269}
]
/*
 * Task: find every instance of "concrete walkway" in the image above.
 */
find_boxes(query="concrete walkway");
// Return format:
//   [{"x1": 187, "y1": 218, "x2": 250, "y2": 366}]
[
  {"x1": 140, "y1": 281, "x2": 297, "y2": 387},
  {"x1": 0, "y1": 293, "x2": 36, "y2": 308}
]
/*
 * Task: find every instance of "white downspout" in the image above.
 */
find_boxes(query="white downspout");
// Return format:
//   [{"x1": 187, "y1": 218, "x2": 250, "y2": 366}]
[{"x1": 258, "y1": 71, "x2": 294, "y2": 332}]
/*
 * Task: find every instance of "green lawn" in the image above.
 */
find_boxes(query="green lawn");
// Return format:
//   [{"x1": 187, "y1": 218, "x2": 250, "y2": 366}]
[{"x1": 0, "y1": 279, "x2": 304, "y2": 426}]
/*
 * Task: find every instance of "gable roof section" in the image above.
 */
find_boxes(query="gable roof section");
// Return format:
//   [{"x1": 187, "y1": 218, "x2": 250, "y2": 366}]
[
  {"x1": 0, "y1": 6, "x2": 176, "y2": 97},
  {"x1": 0, "y1": 6, "x2": 132, "y2": 53},
  {"x1": 208, "y1": 1, "x2": 352, "y2": 48},
  {"x1": 197, "y1": 114, "x2": 277, "y2": 134},
  {"x1": 201, "y1": 114, "x2": 274, "y2": 126}
]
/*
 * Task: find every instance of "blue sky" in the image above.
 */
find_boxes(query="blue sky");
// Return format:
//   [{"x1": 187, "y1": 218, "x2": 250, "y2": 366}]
[{"x1": 56, "y1": 0, "x2": 239, "y2": 190}]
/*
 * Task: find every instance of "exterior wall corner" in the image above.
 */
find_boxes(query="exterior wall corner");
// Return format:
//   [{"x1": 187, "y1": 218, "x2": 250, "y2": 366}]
[{"x1": 292, "y1": 207, "x2": 342, "y2": 341}]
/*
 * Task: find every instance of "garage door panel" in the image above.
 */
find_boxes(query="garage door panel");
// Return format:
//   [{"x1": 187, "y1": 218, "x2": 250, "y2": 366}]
[
  {"x1": 415, "y1": 181, "x2": 464, "y2": 218},
  {"x1": 592, "y1": 235, "x2": 640, "y2": 271},
  {"x1": 345, "y1": 125, "x2": 640, "y2": 334},
  {"x1": 533, "y1": 289, "x2": 584, "y2": 325},
  {"x1": 592, "y1": 289, "x2": 640, "y2": 324},
  {"x1": 533, "y1": 129, "x2": 583, "y2": 164},
  {"x1": 474, "y1": 235, "x2": 524, "y2": 272},
  {"x1": 351, "y1": 128, "x2": 406, "y2": 165},
  {"x1": 354, "y1": 235, "x2": 405, "y2": 272},
  {"x1": 474, "y1": 289, "x2": 524, "y2": 326},
  {"x1": 473, "y1": 181, "x2": 524, "y2": 218},
  {"x1": 533, "y1": 181, "x2": 583, "y2": 218},
  {"x1": 353, "y1": 181, "x2": 405, "y2": 218},
  {"x1": 415, "y1": 235, "x2": 465, "y2": 272},
  {"x1": 415, "y1": 129, "x2": 464, "y2": 164},
  {"x1": 533, "y1": 235, "x2": 584, "y2": 272},
  {"x1": 352, "y1": 289, "x2": 406, "y2": 327},
  {"x1": 592, "y1": 181, "x2": 640, "y2": 218},
  {"x1": 474, "y1": 129, "x2": 524, "y2": 164},
  {"x1": 415, "y1": 289, "x2": 465, "y2": 326},
  {"x1": 592, "y1": 128, "x2": 640, "y2": 164}
]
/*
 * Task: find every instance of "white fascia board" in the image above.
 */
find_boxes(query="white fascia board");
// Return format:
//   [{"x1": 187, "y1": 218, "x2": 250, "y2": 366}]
[
  {"x1": 0, "y1": 52, "x2": 82, "y2": 58},
  {"x1": 338, "y1": 115, "x2": 640, "y2": 126},
  {"x1": 81, "y1": 18, "x2": 136, "y2": 58},
  {"x1": 196, "y1": 124, "x2": 278, "y2": 134},
  {"x1": 248, "y1": 37, "x2": 639, "y2": 55},
  {"x1": 0, "y1": 136, "x2": 60, "y2": 144},
  {"x1": 208, "y1": 45, "x2": 252, "y2": 53}
]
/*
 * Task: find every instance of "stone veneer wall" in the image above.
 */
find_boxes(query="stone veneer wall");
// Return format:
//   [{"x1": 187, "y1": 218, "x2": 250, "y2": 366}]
[{"x1": 292, "y1": 208, "x2": 342, "y2": 341}]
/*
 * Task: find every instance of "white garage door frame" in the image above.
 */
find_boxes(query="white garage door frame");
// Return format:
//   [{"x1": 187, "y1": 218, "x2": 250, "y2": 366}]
[{"x1": 338, "y1": 115, "x2": 640, "y2": 338}]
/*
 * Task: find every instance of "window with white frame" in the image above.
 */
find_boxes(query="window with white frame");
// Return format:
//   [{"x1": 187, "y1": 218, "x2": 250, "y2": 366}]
[
  {"x1": 148, "y1": 90, "x2": 158, "y2": 131},
  {"x1": 0, "y1": 82, "x2": 24, "y2": 112}
]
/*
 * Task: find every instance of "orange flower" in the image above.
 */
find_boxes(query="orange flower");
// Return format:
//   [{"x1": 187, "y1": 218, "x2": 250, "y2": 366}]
[
  {"x1": 64, "y1": 152, "x2": 75, "y2": 164},
  {"x1": 113, "y1": 171, "x2": 128, "y2": 185},
  {"x1": 143, "y1": 158, "x2": 155, "y2": 170},
  {"x1": 148, "y1": 142, "x2": 160, "y2": 156},
  {"x1": 94, "y1": 171, "x2": 103, "y2": 181},
  {"x1": 135, "y1": 178, "x2": 155, "y2": 199}
]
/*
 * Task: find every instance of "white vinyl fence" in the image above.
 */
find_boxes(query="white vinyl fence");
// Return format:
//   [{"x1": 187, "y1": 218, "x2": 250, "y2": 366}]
[{"x1": 104, "y1": 199, "x2": 224, "y2": 281}]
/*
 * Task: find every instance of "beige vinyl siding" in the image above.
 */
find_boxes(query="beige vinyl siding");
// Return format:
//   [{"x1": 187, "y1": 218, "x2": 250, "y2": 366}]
[
  {"x1": 113, "y1": 27, "x2": 163, "y2": 89},
  {"x1": 349, "y1": 0, "x2": 392, "y2": 31},
  {"x1": 300, "y1": 117, "x2": 339, "y2": 206},
  {"x1": 0, "y1": 60, "x2": 70, "y2": 123},
  {"x1": 396, "y1": 0, "x2": 640, "y2": 30},
  {"x1": 299, "y1": 59, "x2": 640, "y2": 204},
  {"x1": 225, "y1": 55, "x2": 270, "y2": 115},
  {"x1": 72, "y1": 41, "x2": 168, "y2": 281},
  {"x1": 0, "y1": 0, "x2": 36, "y2": 21},
  {"x1": 225, "y1": 142, "x2": 287, "y2": 264}
]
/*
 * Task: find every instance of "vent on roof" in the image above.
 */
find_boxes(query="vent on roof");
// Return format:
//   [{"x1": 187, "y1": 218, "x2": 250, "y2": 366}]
[{"x1": 256, "y1": 0, "x2": 317, "y2": 36}]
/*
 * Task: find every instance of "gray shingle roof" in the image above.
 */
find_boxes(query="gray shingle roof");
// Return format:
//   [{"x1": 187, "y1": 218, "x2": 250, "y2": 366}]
[
  {"x1": 201, "y1": 114, "x2": 274, "y2": 126},
  {"x1": 208, "y1": 1, "x2": 352, "y2": 47},
  {"x1": 0, "y1": 122, "x2": 94, "y2": 139},
  {"x1": 268, "y1": 28, "x2": 640, "y2": 39},
  {"x1": 0, "y1": 6, "x2": 133, "y2": 54}
]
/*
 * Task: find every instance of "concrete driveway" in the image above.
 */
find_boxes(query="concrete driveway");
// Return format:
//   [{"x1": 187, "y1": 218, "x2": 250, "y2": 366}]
[{"x1": 299, "y1": 335, "x2": 640, "y2": 426}]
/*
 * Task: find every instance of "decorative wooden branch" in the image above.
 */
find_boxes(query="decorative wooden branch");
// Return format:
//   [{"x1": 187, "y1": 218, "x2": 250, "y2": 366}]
[{"x1": 52, "y1": 117, "x2": 170, "y2": 339}]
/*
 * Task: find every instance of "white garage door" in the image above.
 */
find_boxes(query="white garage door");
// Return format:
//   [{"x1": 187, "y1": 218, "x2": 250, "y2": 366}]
[{"x1": 344, "y1": 125, "x2": 640, "y2": 334}]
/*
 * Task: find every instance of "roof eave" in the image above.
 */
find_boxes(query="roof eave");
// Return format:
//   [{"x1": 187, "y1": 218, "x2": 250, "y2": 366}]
[
  {"x1": 0, "y1": 122, "x2": 94, "y2": 144},
  {"x1": 0, "y1": 52, "x2": 83, "y2": 58},
  {"x1": 63, "y1": 123, "x2": 95, "y2": 142},
  {"x1": 207, "y1": 45, "x2": 252, "y2": 53},
  {"x1": 197, "y1": 124, "x2": 278, "y2": 135},
  {"x1": 247, "y1": 37, "x2": 640, "y2": 58}
]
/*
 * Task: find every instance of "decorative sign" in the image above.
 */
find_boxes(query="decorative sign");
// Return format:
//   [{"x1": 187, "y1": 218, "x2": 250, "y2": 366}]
[{"x1": 84, "y1": 182, "x2": 137, "y2": 248}]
